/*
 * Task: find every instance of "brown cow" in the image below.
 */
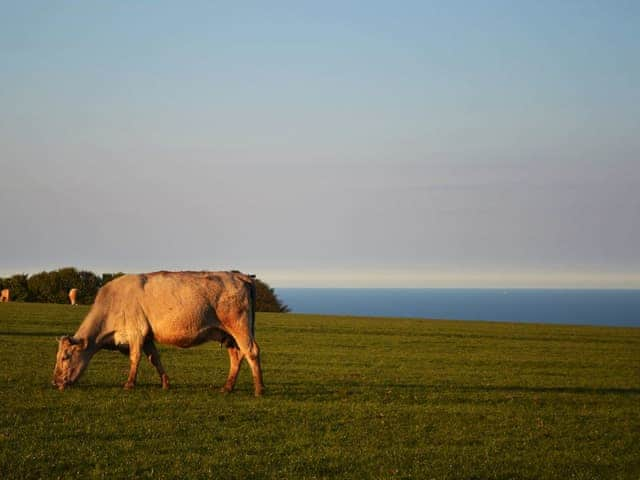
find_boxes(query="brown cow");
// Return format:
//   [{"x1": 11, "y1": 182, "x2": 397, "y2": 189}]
[
  {"x1": 0, "y1": 289, "x2": 9, "y2": 302},
  {"x1": 68, "y1": 288, "x2": 79, "y2": 306},
  {"x1": 52, "y1": 271, "x2": 264, "y2": 395}
]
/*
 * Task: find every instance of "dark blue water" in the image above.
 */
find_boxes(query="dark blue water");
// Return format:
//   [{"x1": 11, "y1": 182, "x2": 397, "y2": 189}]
[{"x1": 275, "y1": 288, "x2": 640, "y2": 327}]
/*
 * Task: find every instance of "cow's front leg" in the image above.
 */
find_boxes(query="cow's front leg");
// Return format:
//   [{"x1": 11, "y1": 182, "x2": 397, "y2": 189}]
[
  {"x1": 143, "y1": 340, "x2": 169, "y2": 390},
  {"x1": 124, "y1": 342, "x2": 142, "y2": 389}
]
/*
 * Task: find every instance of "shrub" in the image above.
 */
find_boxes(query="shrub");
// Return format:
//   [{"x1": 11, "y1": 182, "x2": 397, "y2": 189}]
[
  {"x1": 2, "y1": 274, "x2": 30, "y2": 302},
  {"x1": 255, "y1": 278, "x2": 290, "y2": 313},
  {"x1": 26, "y1": 268, "x2": 104, "y2": 304},
  {"x1": 77, "y1": 271, "x2": 101, "y2": 304}
]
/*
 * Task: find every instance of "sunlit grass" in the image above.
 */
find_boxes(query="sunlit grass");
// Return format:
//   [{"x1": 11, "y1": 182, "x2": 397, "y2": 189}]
[{"x1": 1, "y1": 302, "x2": 639, "y2": 479}]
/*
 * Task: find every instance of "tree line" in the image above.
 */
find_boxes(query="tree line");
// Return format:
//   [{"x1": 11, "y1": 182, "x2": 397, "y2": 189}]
[{"x1": 0, "y1": 267, "x2": 289, "y2": 313}]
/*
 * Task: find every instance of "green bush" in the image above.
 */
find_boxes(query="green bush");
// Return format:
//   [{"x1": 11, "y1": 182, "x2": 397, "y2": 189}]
[
  {"x1": 1, "y1": 274, "x2": 29, "y2": 302},
  {"x1": 17, "y1": 268, "x2": 110, "y2": 305},
  {"x1": 26, "y1": 268, "x2": 93, "y2": 304},
  {"x1": 27, "y1": 271, "x2": 60, "y2": 303},
  {"x1": 255, "y1": 278, "x2": 290, "y2": 313},
  {"x1": 77, "y1": 270, "x2": 101, "y2": 304}
]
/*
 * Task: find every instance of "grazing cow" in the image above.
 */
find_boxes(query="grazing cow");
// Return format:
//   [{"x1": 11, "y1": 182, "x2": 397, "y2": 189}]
[
  {"x1": 68, "y1": 288, "x2": 79, "y2": 306},
  {"x1": 69, "y1": 288, "x2": 78, "y2": 305},
  {"x1": 0, "y1": 289, "x2": 9, "y2": 302},
  {"x1": 52, "y1": 271, "x2": 264, "y2": 396}
]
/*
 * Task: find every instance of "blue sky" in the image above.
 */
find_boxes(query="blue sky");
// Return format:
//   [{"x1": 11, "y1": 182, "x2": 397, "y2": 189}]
[{"x1": 1, "y1": 1, "x2": 639, "y2": 287}]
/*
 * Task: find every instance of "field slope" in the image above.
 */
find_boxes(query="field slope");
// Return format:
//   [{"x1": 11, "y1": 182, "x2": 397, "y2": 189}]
[{"x1": 1, "y1": 302, "x2": 639, "y2": 479}]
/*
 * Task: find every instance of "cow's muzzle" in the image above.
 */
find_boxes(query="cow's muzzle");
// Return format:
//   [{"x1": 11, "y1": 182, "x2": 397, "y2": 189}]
[{"x1": 52, "y1": 380, "x2": 67, "y2": 391}]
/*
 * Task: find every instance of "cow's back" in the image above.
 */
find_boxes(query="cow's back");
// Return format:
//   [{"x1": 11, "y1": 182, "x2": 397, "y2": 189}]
[
  {"x1": 139, "y1": 271, "x2": 251, "y2": 344},
  {"x1": 87, "y1": 271, "x2": 251, "y2": 346}
]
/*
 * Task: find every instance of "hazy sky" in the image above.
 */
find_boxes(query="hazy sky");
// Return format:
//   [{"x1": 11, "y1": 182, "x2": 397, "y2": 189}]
[{"x1": 1, "y1": 2, "x2": 639, "y2": 287}]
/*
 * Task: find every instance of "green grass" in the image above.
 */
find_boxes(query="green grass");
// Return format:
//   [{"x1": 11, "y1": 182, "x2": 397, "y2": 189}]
[{"x1": 1, "y1": 302, "x2": 639, "y2": 479}]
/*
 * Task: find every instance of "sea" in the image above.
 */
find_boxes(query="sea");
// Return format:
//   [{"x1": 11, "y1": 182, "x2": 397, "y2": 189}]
[{"x1": 274, "y1": 288, "x2": 640, "y2": 327}]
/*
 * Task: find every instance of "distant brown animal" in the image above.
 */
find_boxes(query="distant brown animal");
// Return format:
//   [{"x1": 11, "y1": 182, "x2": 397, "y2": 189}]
[
  {"x1": 53, "y1": 271, "x2": 264, "y2": 395},
  {"x1": 68, "y1": 288, "x2": 79, "y2": 306},
  {"x1": 0, "y1": 289, "x2": 9, "y2": 302}
]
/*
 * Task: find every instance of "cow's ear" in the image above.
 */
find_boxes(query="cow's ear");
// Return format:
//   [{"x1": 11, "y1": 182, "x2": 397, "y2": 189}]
[{"x1": 60, "y1": 336, "x2": 72, "y2": 347}]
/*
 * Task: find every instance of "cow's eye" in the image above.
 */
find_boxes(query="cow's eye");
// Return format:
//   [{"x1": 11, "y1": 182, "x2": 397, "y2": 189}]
[{"x1": 63, "y1": 352, "x2": 71, "y2": 360}]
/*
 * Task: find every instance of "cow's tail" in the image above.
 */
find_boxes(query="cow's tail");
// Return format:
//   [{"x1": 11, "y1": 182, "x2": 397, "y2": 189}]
[{"x1": 248, "y1": 274, "x2": 256, "y2": 338}]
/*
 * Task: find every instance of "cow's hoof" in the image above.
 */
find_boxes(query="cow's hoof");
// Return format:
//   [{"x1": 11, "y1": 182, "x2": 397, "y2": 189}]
[
  {"x1": 124, "y1": 382, "x2": 135, "y2": 390},
  {"x1": 220, "y1": 386, "x2": 233, "y2": 394},
  {"x1": 254, "y1": 388, "x2": 265, "y2": 397}
]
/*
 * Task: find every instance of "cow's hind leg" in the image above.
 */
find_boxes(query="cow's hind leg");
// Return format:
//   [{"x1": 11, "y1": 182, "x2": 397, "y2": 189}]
[
  {"x1": 124, "y1": 341, "x2": 142, "y2": 390},
  {"x1": 144, "y1": 340, "x2": 169, "y2": 390},
  {"x1": 221, "y1": 347, "x2": 244, "y2": 393},
  {"x1": 229, "y1": 332, "x2": 264, "y2": 396},
  {"x1": 245, "y1": 340, "x2": 265, "y2": 396}
]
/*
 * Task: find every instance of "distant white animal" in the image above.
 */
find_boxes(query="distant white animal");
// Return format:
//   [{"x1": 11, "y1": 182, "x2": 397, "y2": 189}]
[{"x1": 68, "y1": 288, "x2": 79, "y2": 306}]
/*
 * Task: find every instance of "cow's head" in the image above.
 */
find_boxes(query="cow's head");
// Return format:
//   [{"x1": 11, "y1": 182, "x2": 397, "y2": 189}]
[{"x1": 52, "y1": 336, "x2": 91, "y2": 390}]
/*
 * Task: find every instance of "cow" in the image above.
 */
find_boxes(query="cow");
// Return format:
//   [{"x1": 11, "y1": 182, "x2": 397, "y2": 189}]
[
  {"x1": 53, "y1": 271, "x2": 264, "y2": 396},
  {"x1": 68, "y1": 288, "x2": 79, "y2": 306},
  {"x1": 0, "y1": 289, "x2": 9, "y2": 302}
]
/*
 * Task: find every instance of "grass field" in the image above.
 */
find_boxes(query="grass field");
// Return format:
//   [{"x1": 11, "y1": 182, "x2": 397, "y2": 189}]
[{"x1": 1, "y1": 302, "x2": 639, "y2": 479}]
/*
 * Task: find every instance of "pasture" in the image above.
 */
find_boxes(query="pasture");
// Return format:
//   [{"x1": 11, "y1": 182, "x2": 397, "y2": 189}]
[{"x1": 1, "y1": 302, "x2": 639, "y2": 479}]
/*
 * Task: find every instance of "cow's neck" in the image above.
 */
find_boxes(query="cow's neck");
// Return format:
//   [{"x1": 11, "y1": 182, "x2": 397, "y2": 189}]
[{"x1": 74, "y1": 310, "x2": 112, "y2": 351}]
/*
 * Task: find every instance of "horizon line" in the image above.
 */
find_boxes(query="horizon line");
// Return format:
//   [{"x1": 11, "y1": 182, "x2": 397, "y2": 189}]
[{"x1": 2, "y1": 266, "x2": 638, "y2": 290}]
